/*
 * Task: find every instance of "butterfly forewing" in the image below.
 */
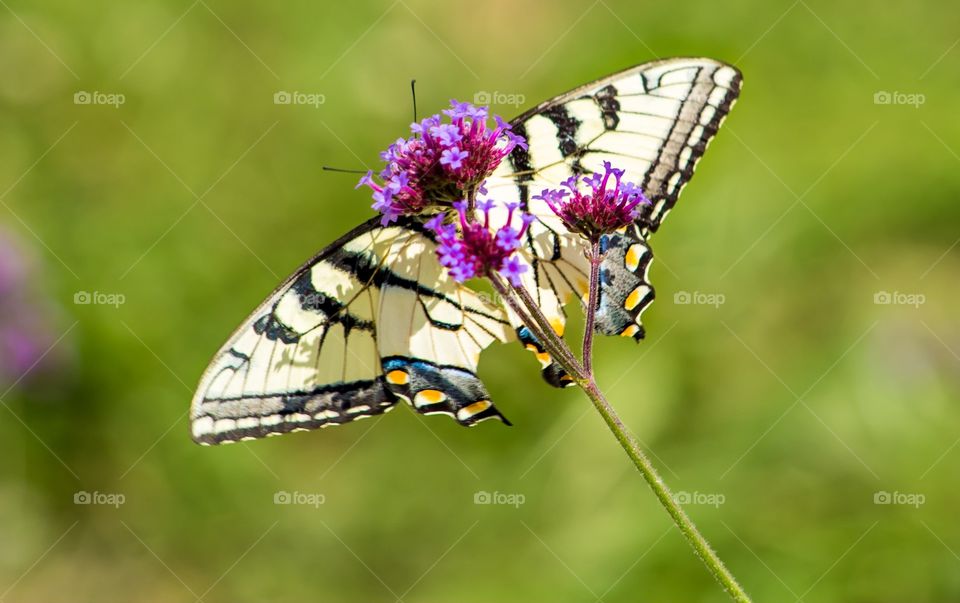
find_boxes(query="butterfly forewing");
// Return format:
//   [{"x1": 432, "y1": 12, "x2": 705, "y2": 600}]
[{"x1": 485, "y1": 57, "x2": 742, "y2": 358}]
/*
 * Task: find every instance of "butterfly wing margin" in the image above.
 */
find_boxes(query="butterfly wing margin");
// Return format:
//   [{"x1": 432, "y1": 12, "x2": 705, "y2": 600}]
[
  {"x1": 191, "y1": 219, "x2": 394, "y2": 444},
  {"x1": 190, "y1": 219, "x2": 515, "y2": 445},
  {"x1": 500, "y1": 57, "x2": 741, "y2": 234}
]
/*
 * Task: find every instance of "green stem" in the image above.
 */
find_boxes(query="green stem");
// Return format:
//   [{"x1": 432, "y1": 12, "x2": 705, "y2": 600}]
[
  {"x1": 577, "y1": 377, "x2": 753, "y2": 603},
  {"x1": 489, "y1": 275, "x2": 583, "y2": 376},
  {"x1": 581, "y1": 239, "x2": 602, "y2": 376},
  {"x1": 508, "y1": 277, "x2": 584, "y2": 372},
  {"x1": 500, "y1": 256, "x2": 752, "y2": 601}
]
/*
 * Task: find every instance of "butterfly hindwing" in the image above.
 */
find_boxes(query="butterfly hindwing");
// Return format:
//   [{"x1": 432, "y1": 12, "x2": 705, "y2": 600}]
[
  {"x1": 372, "y1": 225, "x2": 513, "y2": 423},
  {"x1": 191, "y1": 218, "x2": 513, "y2": 445},
  {"x1": 486, "y1": 57, "x2": 742, "y2": 361},
  {"x1": 595, "y1": 226, "x2": 654, "y2": 338}
]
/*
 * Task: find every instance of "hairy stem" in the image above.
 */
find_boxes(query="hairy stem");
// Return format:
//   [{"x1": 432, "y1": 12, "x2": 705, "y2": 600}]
[
  {"x1": 582, "y1": 239, "x2": 602, "y2": 376},
  {"x1": 572, "y1": 236, "x2": 752, "y2": 602},
  {"x1": 511, "y1": 283, "x2": 583, "y2": 372},
  {"x1": 577, "y1": 378, "x2": 752, "y2": 602},
  {"x1": 489, "y1": 275, "x2": 583, "y2": 376},
  {"x1": 490, "y1": 244, "x2": 751, "y2": 600}
]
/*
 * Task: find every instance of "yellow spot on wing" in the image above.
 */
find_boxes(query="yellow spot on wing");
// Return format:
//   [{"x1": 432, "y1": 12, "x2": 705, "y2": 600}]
[
  {"x1": 457, "y1": 400, "x2": 492, "y2": 422},
  {"x1": 621, "y1": 324, "x2": 640, "y2": 337},
  {"x1": 625, "y1": 244, "x2": 642, "y2": 272},
  {"x1": 576, "y1": 279, "x2": 589, "y2": 296},
  {"x1": 625, "y1": 288, "x2": 642, "y2": 311},
  {"x1": 549, "y1": 318, "x2": 565, "y2": 336},
  {"x1": 414, "y1": 389, "x2": 446, "y2": 407},
  {"x1": 535, "y1": 352, "x2": 551, "y2": 367},
  {"x1": 386, "y1": 370, "x2": 409, "y2": 385}
]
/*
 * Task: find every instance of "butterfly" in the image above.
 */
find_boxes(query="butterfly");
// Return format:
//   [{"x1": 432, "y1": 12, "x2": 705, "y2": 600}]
[{"x1": 190, "y1": 57, "x2": 742, "y2": 445}]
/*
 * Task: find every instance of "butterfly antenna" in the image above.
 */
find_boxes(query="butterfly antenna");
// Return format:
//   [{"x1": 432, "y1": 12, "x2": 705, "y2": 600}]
[
  {"x1": 411, "y1": 79, "x2": 418, "y2": 123},
  {"x1": 321, "y1": 166, "x2": 368, "y2": 174},
  {"x1": 325, "y1": 80, "x2": 418, "y2": 175}
]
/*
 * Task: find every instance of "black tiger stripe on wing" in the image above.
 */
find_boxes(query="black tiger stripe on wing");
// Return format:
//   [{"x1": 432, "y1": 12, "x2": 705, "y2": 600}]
[
  {"x1": 191, "y1": 218, "x2": 515, "y2": 445},
  {"x1": 484, "y1": 58, "x2": 741, "y2": 355},
  {"x1": 635, "y1": 61, "x2": 742, "y2": 234}
]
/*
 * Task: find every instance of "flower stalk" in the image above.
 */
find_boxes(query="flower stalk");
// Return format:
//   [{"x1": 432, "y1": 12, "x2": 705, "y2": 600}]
[
  {"x1": 506, "y1": 268, "x2": 751, "y2": 603},
  {"x1": 577, "y1": 378, "x2": 752, "y2": 602},
  {"x1": 488, "y1": 275, "x2": 579, "y2": 373},
  {"x1": 361, "y1": 99, "x2": 751, "y2": 602},
  {"x1": 581, "y1": 239, "x2": 602, "y2": 377},
  {"x1": 513, "y1": 160, "x2": 752, "y2": 601},
  {"x1": 509, "y1": 282, "x2": 584, "y2": 372},
  {"x1": 504, "y1": 247, "x2": 753, "y2": 603}
]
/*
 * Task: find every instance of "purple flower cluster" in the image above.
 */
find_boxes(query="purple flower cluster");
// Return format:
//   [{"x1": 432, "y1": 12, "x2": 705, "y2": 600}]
[
  {"x1": 0, "y1": 230, "x2": 57, "y2": 387},
  {"x1": 534, "y1": 161, "x2": 651, "y2": 241},
  {"x1": 358, "y1": 100, "x2": 527, "y2": 225},
  {"x1": 426, "y1": 200, "x2": 534, "y2": 287}
]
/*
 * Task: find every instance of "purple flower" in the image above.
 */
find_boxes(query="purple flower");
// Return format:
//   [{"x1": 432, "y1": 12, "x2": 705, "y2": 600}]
[
  {"x1": 442, "y1": 100, "x2": 472, "y2": 120},
  {"x1": 0, "y1": 229, "x2": 60, "y2": 387},
  {"x1": 358, "y1": 100, "x2": 527, "y2": 224},
  {"x1": 476, "y1": 199, "x2": 496, "y2": 213},
  {"x1": 425, "y1": 200, "x2": 532, "y2": 286},
  {"x1": 430, "y1": 123, "x2": 462, "y2": 146},
  {"x1": 0, "y1": 329, "x2": 40, "y2": 375},
  {"x1": 440, "y1": 147, "x2": 468, "y2": 170},
  {"x1": 495, "y1": 226, "x2": 520, "y2": 250},
  {"x1": 534, "y1": 161, "x2": 651, "y2": 241},
  {"x1": 499, "y1": 255, "x2": 527, "y2": 287}
]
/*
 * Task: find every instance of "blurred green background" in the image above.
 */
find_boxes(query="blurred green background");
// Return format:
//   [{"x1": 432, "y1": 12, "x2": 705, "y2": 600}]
[{"x1": 1, "y1": 0, "x2": 958, "y2": 601}]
